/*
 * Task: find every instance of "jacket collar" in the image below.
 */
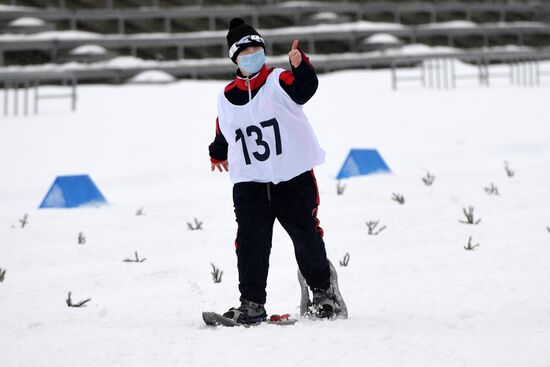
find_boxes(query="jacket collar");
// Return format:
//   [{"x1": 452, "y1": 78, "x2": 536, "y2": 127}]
[{"x1": 234, "y1": 65, "x2": 270, "y2": 91}]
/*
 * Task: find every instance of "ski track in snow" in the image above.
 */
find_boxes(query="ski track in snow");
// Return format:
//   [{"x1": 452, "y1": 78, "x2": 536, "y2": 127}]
[{"x1": 1, "y1": 65, "x2": 550, "y2": 367}]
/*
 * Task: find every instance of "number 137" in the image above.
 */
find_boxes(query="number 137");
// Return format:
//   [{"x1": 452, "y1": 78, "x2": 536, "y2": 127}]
[{"x1": 235, "y1": 118, "x2": 282, "y2": 165}]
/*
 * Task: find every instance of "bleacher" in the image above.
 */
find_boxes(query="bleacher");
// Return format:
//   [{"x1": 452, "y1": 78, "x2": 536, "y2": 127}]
[{"x1": 1, "y1": 0, "x2": 550, "y2": 84}]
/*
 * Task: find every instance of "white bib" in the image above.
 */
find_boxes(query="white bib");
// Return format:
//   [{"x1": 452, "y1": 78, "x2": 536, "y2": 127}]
[{"x1": 217, "y1": 68, "x2": 325, "y2": 184}]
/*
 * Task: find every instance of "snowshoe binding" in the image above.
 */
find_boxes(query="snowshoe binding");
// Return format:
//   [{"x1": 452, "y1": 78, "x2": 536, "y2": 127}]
[{"x1": 202, "y1": 297, "x2": 267, "y2": 327}]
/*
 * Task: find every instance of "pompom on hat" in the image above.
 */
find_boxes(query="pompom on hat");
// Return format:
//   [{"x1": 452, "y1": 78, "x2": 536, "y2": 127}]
[{"x1": 226, "y1": 18, "x2": 265, "y2": 64}]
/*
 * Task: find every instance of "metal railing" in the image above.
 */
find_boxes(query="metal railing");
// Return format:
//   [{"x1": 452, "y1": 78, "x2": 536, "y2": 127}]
[
  {"x1": 389, "y1": 49, "x2": 550, "y2": 89},
  {"x1": 1, "y1": 48, "x2": 549, "y2": 87},
  {"x1": 1, "y1": 71, "x2": 77, "y2": 116},
  {"x1": 2, "y1": 22, "x2": 550, "y2": 66},
  {"x1": 1, "y1": 2, "x2": 548, "y2": 28}
]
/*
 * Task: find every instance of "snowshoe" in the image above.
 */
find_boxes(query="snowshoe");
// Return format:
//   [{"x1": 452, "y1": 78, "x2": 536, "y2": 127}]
[
  {"x1": 298, "y1": 260, "x2": 348, "y2": 319},
  {"x1": 203, "y1": 297, "x2": 267, "y2": 327}
]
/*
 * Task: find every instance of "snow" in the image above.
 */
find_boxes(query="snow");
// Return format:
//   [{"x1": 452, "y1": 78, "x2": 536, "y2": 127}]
[
  {"x1": 104, "y1": 56, "x2": 153, "y2": 68},
  {"x1": 421, "y1": 20, "x2": 478, "y2": 29},
  {"x1": 1, "y1": 64, "x2": 550, "y2": 367},
  {"x1": 420, "y1": 21, "x2": 547, "y2": 30},
  {"x1": 0, "y1": 55, "x2": 233, "y2": 75},
  {"x1": 309, "y1": 12, "x2": 340, "y2": 21},
  {"x1": 0, "y1": 21, "x2": 407, "y2": 42},
  {"x1": 0, "y1": 20, "x2": 545, "y2": 43},
  {"x1": 0, "y1": 30, "x2": 100, "y2": 41},
  {"x1": 7, "y1": 17, "x2": 46, "y2": 27},
  {"x1": 0, "y1": 5, "x2": 36, "y2": 11},
  {"x1": 304, "y1": 11, "x2": 351, "y2": 24},
  {"x1": 266, "y1": 20, "x2": 406, "y2": 35},
  {"x1": 276, "y1": 1, "x2": 327, "y2": 7},
  {"x1": 493, "y1": 21, "x2": 547, "y2": 28},
  {"x1": 363, "y1": 33, "x2": 402, "y2": 44},
  {"x1": 1, "y1": 42, "x2": 523, "y2": 76},
  {"x1": 389, "y1": 43, "x2": 457, "y2": 55},
  {"x1": 69, "y1": 45, "x2": 109, "y2": 56},
  {"x1": 481, "y1": 45, "x2": 535, "y2": 52},
  {"x1": 129, "y1": 70, "x2": 176, "y2": 83}
]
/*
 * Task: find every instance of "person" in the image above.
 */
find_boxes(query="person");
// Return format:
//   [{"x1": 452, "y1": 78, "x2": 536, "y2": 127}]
[{"x1": 208, "y1": 18, "x2": 343, "y2": 324}]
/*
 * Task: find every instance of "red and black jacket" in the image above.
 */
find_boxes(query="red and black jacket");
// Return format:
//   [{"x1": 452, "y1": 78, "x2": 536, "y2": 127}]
[{"x1": 208, "y1": 50, "x2": 318, "y2": 163}]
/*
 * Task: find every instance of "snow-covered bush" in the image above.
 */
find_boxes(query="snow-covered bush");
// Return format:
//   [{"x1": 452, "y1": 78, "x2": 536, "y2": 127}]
[
  {"x1": 484, "y1": 183, "x2": 500, "y2": 195},
  {"x1": 210, "y1": 263, "x2": 223, "y2": 283},
  {"x1": 366, "y1": 221, "x2": 386, "y2": 235},
  {"x1": 19, "y1": 214, "x2": 28, "y2": 228},
  {"x1": 187, "y1": 218, "x2": 203, "y2": 230},
  {"x1": 459, "y1": 206, "x2": 481, "y2": 225},
  {"x1": 123, "y1": 251, "x2": 146, "y2": 263},
  {"x1": 422, "y1": 172, "x2": 435, "y2": 186},
  {"x1": 504, "y1": 161, "x2": 515, "y2": 177},
  {"x1": 464, "y1": 237, "x2": 480, "y2": 251},
  {"x1": 392, "y1": 193, "x2": 405, "y2": 205},
  {"x1": 339, "y1": 253, "x2": 350, "y2": 267},
  {"x1": 336, "y1": 180, "x2": 346, "y2": 195},
  {"x1": 66, "y1": 292, "x2": 91, "y2": 308}
]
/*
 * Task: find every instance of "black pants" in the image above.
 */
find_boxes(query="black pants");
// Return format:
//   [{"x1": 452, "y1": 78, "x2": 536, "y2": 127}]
[{"x1": 232, "y1": 170, "x2": 330, "y2": 305}]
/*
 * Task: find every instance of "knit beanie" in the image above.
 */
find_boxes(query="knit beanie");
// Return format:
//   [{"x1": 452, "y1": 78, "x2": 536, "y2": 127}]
[{"x1": 226, "y1": 18, "x2": 265, "y2": 64}]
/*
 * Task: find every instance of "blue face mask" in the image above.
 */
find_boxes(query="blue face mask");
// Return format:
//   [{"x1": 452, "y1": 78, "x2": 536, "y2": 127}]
[{"x1": 238, "y1": 49, "x2": 265, "y2": 74}]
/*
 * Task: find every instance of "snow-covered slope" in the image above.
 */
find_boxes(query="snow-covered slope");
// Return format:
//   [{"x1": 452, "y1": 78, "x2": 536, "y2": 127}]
[{"x1": 1, "y1": 65, "x2": 549, "y2": 367}]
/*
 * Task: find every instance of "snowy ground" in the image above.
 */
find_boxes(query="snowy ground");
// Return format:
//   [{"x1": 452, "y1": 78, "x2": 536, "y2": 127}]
[{"x1": 1, "y1": 64, "x2": 550, "y2": 367}]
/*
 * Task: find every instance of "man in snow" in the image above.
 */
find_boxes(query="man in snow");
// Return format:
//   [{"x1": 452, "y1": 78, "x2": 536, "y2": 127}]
[{"x1": 208, "y1": 18, "x2": 344, "y2": 324}]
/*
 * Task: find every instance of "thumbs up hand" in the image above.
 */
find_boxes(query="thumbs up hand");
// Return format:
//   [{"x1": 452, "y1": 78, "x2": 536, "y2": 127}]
[{"x1": 288, "y1": 39, "x2": 302, "y2": 68}]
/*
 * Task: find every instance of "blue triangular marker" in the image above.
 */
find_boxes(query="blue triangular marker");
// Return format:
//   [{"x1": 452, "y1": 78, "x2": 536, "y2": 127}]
[
  {"x1": 336, "y1": 149, "x2": 391, "y2": 179},
  {"x1": 39, "y1": 175, "x2": 107, "y2": 209}
]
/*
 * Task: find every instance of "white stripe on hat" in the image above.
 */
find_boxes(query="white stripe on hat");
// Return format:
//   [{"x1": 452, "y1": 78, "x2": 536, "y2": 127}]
[{"x1": 229, "y1": 35, "x2": 265, "y2": 59}]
